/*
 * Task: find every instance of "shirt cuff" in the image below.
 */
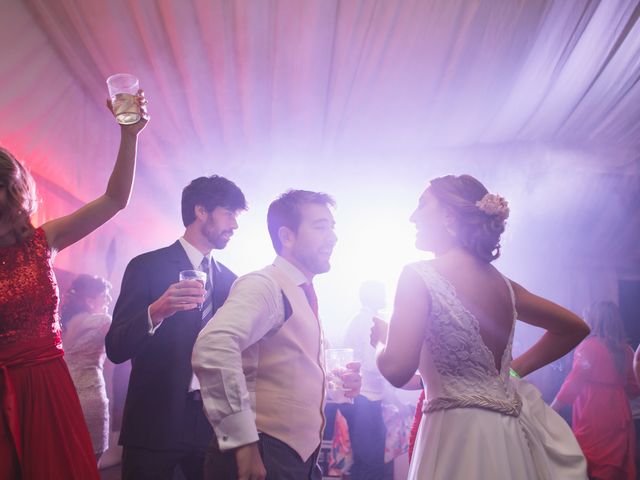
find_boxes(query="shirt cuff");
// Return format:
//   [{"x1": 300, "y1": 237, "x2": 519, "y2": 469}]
[
  {"x1": 147, "y1": 307, "x2": 163, "y2": 335},
  {"x1": 213, "y1": 409, "x2": 260, "y2": 451}
]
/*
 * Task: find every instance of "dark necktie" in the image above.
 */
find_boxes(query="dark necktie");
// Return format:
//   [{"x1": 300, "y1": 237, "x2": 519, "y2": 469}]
[
  {"x1": 300, "y1": 282, "x2": 319, "y2": 318},
  {"x1": 200, "y1": 256, "x2": 214, "y2": 327}
]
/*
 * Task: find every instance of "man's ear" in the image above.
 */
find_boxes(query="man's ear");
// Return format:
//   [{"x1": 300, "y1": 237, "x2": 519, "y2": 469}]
[
  {"x1": 194, "y1": 205, "x2": 208, "y2": 221},
  {"x1": 278, "y1": 226, "x2": 295, "y2": 250}
]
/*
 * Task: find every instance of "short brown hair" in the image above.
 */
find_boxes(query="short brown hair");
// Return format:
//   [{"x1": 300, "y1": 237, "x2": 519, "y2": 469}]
[
  {"x1": 181, "y1": 175, "x2": 247, "y2": 227},
  {"x1": 267, "y1": 190, "x2": 335, "y2": 253}
]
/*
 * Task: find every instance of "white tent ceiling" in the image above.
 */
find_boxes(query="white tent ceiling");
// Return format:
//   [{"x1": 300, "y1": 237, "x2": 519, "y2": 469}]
[{"x1": 1, "y1": 0, "x2": 639, "y2": 318}]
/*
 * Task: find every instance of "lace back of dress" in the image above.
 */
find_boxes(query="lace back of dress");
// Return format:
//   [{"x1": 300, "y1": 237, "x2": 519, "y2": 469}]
[{"x1": 410, "y1": 261, "x2": 521, "y2": 416}]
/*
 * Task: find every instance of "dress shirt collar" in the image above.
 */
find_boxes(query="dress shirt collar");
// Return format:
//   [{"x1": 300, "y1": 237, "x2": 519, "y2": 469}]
[
  {"x1": 179, "y1": 237, "x2": 220, "y2": 272},
  {"x1": 273, "y1": 255, "x2": 308, "y2": 286}
]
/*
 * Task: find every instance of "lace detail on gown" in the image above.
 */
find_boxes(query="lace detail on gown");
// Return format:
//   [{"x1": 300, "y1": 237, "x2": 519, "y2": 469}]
[{"x1": 409, "y1": 261, "x2": 522, "y2": 416}]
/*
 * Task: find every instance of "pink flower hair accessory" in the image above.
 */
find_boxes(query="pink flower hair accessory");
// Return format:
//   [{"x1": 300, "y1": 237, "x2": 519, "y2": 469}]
[{"x1": 475, "y1": 193, "x2": 510, "y2": 221}]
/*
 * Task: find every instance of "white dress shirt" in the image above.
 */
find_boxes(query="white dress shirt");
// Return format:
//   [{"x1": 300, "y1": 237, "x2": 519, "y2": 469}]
[{"x1": 192, "y1": 256, "x2": 307, "y2": 450}]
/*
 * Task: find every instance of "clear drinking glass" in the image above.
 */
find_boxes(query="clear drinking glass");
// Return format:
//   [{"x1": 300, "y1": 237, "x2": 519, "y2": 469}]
[
  {"x1": 324, "y1": 348, "x2": 354, "y2": 404},
  {"x1": 106, "y1": 73, "x2": 141, "y2": 125},
  {"x1": 179, "y1": 270, "x2": 207, "y2": 310}
]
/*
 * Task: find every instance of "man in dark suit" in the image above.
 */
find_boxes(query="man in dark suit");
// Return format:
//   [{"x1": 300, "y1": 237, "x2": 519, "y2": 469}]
[{"x1": 105, "y1": 175, "x2": 247, "y2": 480}]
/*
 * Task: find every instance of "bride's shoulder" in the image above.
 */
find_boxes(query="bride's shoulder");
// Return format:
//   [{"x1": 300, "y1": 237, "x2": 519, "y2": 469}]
[
  {"x1": 405, "y1": 258, "x2": 437, "y2": 271},
  {"x1": 404, "y1": 259, "x2": 440, "y2": 279},
  {"x1": 402, "y1": 261, "x2": 445, "y2": 294}
]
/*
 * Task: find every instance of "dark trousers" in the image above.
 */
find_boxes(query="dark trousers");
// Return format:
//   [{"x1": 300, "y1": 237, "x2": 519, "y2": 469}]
[
  {"x1": 122, "y1": 447, "x2": 204, "y2": 480},
  {"x1": 326, "y1": 396, "x2": 392, "y2": 480},
  {"x1": 204, "y1": 433, "x2": 322, "y2": 480},
  {"x1": 121, "y1": 395, "x2": 209, "y2": 480}
]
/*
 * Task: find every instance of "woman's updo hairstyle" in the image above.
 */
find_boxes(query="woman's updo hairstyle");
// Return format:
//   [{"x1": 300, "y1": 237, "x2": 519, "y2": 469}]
[
  {"x1": 428, "y1": 174, "x2": 509, "y2": 263},
  {"x1": 59, "y1": 274, "x2": 111, "y2": 329}
]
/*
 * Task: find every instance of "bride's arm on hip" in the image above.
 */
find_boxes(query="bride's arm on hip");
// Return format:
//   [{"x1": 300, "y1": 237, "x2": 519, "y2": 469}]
[
  {"x1": 376, "y1": 266, "x2": 429, "y2": 388},
  {"x1": 509, "y1": 281, "x2": 590, "y2": 378}
]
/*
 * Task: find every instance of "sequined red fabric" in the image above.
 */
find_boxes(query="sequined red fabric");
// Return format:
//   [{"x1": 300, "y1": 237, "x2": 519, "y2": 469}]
[
  {"x1": 0, "y1": 227, "x2": 61, "y2": 347},
  {"x1": 0, "y1": 227, "x2": 99, "y2": 479}
]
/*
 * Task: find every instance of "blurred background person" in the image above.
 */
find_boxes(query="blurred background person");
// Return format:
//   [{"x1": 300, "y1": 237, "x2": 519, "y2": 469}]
[
  {"x1": 341, "y1": 280, "x2": 394, "y2": 480},
  {"x1": 553, "y1": 301, "x2": 640, "y2": 480},
  {"x1": 61, "y1": 274, "x2": 113, "y2": 462},
  {"x1": 369, "y1": 319, "x2": 428, "y2": 465}
]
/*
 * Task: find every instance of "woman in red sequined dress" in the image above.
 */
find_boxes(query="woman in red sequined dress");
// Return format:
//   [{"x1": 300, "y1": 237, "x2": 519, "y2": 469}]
[{"x1": 0, "y1": 93, "x2": 148, "y2": 479}]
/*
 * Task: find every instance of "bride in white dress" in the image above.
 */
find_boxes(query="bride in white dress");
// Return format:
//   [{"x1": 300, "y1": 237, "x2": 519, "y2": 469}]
[{"x1": 374, "y1": 174, "x2": 589, "y2": 479}]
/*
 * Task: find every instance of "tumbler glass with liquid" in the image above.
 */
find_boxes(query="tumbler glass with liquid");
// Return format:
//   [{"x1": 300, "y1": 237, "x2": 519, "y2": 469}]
[
  {"x1": 324, "y1": 348, "x2": 354, "y2": 404},
  {"x1": 179, "y1": 270, "x2": 207, "y2": 310},
  {"x1": 106, "y1": 73, "x2": 141, "y2": 125}
]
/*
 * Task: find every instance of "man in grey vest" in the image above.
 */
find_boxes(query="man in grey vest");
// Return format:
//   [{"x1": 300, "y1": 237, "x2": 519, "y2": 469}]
[{"x1": 192, "y1": 189, "x2": 361, "y2": 479}]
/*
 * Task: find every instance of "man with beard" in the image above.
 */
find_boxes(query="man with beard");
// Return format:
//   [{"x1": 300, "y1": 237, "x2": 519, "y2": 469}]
[
  {"x1": 192, "y1": 189, "x2": 361, "y2": 480},
  {"x1": 106, "y1": 175, "x2": 247, "y2": 480}
]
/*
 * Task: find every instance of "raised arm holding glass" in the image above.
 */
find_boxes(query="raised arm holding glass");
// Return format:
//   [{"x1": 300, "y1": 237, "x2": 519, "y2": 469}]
[{"x1": 0, "y1": 85, "x2": 147, "y2": 479}]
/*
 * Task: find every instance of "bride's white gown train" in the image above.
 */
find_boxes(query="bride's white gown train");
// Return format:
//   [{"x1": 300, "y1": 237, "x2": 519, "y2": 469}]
[{"x1": 407, "y1": 262, "x2": 587, "y2": 480}]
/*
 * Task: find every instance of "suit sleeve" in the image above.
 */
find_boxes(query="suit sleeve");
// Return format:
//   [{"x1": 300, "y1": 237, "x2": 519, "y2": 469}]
[{"x1": 105, "y1": 256, "x2": 156, "y2": 364}]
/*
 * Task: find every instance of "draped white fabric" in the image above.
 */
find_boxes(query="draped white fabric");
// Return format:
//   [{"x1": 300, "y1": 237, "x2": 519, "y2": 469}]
[{"x1": 0, "y1": 0, "x2": 638, "y2": 315}]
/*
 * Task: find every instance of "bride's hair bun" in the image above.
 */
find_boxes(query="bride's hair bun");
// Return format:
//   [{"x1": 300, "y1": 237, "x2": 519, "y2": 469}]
[{"x1": 429, "y1": 175, "x2": 508, "y2": 263}]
